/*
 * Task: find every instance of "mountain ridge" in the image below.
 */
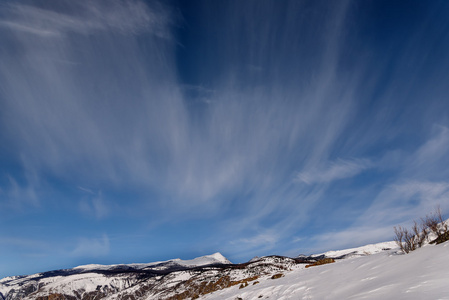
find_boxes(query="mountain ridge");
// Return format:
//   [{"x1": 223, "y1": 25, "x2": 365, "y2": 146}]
[{"x1": 0, "y1": 241, "x2": 400, "y2": 299}]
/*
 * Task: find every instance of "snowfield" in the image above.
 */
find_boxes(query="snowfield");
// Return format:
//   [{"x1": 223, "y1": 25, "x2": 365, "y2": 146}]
[
  {"x1": 202, "y1": 242, "x2": 449, "y2": 300},
  {"x1": 311, "y1": 241, "x2": 398, "y2": 258}
]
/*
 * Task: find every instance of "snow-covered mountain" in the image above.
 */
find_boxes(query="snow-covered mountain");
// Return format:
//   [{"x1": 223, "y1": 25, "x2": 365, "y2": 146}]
[
  {"x1": 1, "y1": 240, "x2": 449, "y2": 299},
  {"x1": 0, "y1": 252, "x2": 233, "y2": 299},
  {"x1": 71, "y1": 252, "x2": 231, "y2": 272}
]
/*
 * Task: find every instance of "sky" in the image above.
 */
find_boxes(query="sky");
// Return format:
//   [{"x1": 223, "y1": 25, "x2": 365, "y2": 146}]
[{"x1": 1, "y1": 0, "x2": 449, "y2": 278}]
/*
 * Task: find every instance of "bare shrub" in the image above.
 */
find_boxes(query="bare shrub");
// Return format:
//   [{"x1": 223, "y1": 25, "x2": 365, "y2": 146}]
[
  {"x1": 422, "y1": 209, "x2": 441, "y2": 235},
  {"x1": 423, "y1": 206, "x2": 449, "y2": 243},
  {"x1": 395, "y1": 207, "x2": 448, "y2": 253},
  {"x1": 412, "y1": 221, "x2": 428, "y2": 248},
  {"x1": 395, "y1": 221, "x2": 429, "y2": 253},
  {"x1": 423, "y1": 206, "x2": 443, "y2": 231},
  {"x1": 394, "y1": 225, "x2": 417, "y2": 254},
  {"x1": 426, "y1": 207, "x2": 449, "y2": 244}
]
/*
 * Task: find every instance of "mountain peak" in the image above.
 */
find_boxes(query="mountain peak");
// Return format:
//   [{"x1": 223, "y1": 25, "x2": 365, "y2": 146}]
[
  {"x1": 176, "y1": 252, "x2": 231, "y2": 267},
  {"x1": 208, "y1": 252, "x2": 231, "y2": 263}
]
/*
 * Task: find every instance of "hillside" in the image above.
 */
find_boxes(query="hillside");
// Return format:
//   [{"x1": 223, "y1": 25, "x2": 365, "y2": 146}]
[
  {"x1": 204, "y1": 241, "x2": 449, "y2": 299},
  {"x1": 1, "y1": 240, "x2": 448, "y2": 299}
]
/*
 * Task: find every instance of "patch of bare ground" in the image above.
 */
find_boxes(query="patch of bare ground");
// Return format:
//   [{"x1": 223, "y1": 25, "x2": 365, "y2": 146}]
[
  {"x1": 166, "y1": 275, "x2": 260, "y2": 300},
  {"x1": 305, "y1": 258, "x2": 335, "y2": 268}
]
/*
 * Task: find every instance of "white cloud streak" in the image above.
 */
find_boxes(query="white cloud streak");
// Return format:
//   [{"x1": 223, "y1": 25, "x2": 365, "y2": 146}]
[
  {"x1": 1, "y1": 0, "x2": 449, "y2": 263},
  {"x1": 0, "y1": 0, "x2": 358, "y2": 213},
  {"x1": 0, "y1": 0, "x2": 171, "y2": 38},
  {"x1": 1, "y1": 0, "x2": 357, "y2": 215},
  {"x1": 0, "y1": 175, "x2": 38, "y2": 210},
  {"x1": 71, "y1": 235, "x2": 110, "y2": 257},
  {"x1": 79, "y1": 190, "x2": 110, "y2": 219},
  {"x1": 306, "y1": 127, "x2": 449, "y2": 253},
  {"x1": 296, "y1": 159, "x2": 372, "y2": 184}
]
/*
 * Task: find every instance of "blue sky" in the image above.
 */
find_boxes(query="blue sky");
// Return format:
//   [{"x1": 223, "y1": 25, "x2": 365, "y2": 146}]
[{"x1": 1, "y1": 0, "x2": 449, "y2": 278}]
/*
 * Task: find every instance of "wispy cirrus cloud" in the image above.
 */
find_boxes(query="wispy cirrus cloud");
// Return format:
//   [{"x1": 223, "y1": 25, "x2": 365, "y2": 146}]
[
  {"x1": 303, "y1": 127, "x2": 449, "y2": 253},
  {"x1": 230, "y1": 231, "x2": 279, "y2": 248},
  {"x1": 0, "y1": 236, "x2": 50, "y2": 252},
  {"x1": 307, "y1": 179, "x2": 449, "y2": 253},
  {"x1": 78, "y1": 190, "x2": 110, "y2": 219},
  {"x1": 0, "y1": 175, "x2": 38, "y2": 211},
  {"x1": 0, "y1": 0, "x2": 358, "y2": 216},
  {"x1": 403, "y1": 125, "x2": 449, "y2": 180},
  {"x1": 0, "y1": 0, "x2": 182, "y2": 198},
  {"x1": 225, "y1": 230, "x2": 280, "y2": 259},
  {"x1": 361, "y1": 127, "x2": 449, "y2": 224},
  {"x1": 1, "y1": 0, "x2": 449, "y2": 277},
  {"x1": 71, "y1": 235, "x2": 110, "y2": 258},
  {"x1": 296, "y1": 159, "x2": 373, "y2": 185},
  {"x1": 0, "y1": 0, "x2": 171, "y2": 38}
]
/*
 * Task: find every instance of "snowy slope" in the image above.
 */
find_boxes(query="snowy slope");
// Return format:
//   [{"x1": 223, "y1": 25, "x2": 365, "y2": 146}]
[
  {"x1": 202, "y1": 242, "x2": 449, "y2": 300},
  {"x1": 311, "y1": 241, "x2": 398, "y2": 258}
]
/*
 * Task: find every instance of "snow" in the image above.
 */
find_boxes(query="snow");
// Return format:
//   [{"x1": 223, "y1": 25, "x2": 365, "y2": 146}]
[
  {"x1": 177, "y1": 252, "x2": 231, "y2": 266},
  {"x1": 163, "y1": 271, "x2": 195, "y2": 288},
  {"x1": 40, "y1": 273, "x2": 110, "y2": 294},
  {"x1": 0, "y1": 252, "x2": 232, "y2": 299},
  {"x1": 73, "y1": 264, "x2": 114, "y2": 270},
  {"x1": 72, "y1": 260, "x2": 176, "y2": 271},
  {"x1": 2, "y1": 239, "x2": 449, "y2": 299},
  {"x1": 72, "y1": 252, "x2": 230, "y2": 271},
  {"x1": 312, "y1": 241, "x2": 398, "y2": 258},
  {"x1": 0, "y1": 273, "x2": 41, "y2": 297},
  {"x1": 201, "y1": 242, "x2": 449, "y2": 300}
]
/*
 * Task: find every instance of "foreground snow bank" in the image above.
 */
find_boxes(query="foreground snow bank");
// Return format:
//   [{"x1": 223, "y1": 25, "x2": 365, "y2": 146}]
[{"x1": 202, "y1": 242, "x2": 449, "y2": 300}]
